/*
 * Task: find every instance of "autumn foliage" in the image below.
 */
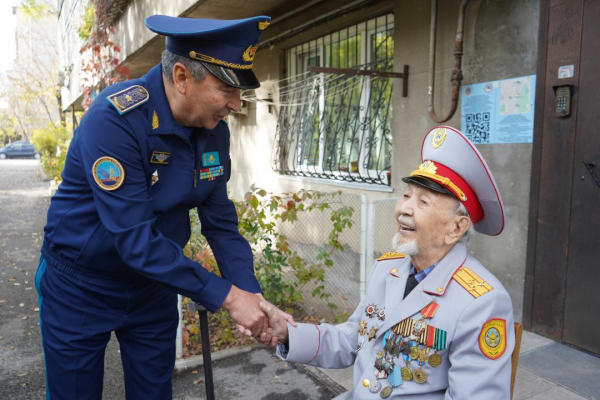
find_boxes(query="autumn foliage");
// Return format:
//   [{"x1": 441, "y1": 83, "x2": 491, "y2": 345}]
[{"x1": 79, "y1": 0, "x2": 130, "y2": 111}]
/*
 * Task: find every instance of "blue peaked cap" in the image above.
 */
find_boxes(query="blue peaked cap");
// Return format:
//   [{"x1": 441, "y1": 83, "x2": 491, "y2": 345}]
[{"x1": 145, "y1": 15, "x2": 271, "y2": 89}]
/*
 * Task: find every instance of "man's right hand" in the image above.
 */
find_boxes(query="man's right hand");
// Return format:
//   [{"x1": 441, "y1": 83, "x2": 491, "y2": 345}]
[
  {"x1": 259, "y1": 300, "x2": 289, "y2": 348},
  {"x1": 221, "y1": 285, "x2": 267, "y2": 338}
]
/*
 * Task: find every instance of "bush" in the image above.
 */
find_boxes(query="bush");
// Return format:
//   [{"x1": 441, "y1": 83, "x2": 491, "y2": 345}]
[
  {"x1": 186, "y1": 186, "x2": 354, "y2": 311},
  {"x1": 31, "y1": 124, "x2": 70, "y2": 181},
  {"x1": 182, "y1": 186, "x2": 354, "y2": 353}
]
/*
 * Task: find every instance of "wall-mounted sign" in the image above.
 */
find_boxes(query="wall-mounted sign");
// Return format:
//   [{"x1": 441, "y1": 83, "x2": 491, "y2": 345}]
[
  {"x1": 558, "y1": 65, "x2": 575, "y2": 79},
  {"x1": 460, "y1": 75, "x2": 536, "y2": 144}
]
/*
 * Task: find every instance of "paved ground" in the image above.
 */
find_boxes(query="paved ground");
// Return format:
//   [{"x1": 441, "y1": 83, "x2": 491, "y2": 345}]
[
  {"x1": 2, "y1": 159, "x2": 599, "y2": 400},
  {"x1": 0, "y1": 159, "x2": 336, "y2": 400}
]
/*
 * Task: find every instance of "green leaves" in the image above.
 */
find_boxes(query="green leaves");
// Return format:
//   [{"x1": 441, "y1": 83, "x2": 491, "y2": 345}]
[{"x1": 185, "y1": 186, "x2": 354, "y2": 320}]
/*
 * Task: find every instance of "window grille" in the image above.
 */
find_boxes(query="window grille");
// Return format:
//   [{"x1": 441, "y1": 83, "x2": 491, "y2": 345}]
[{"x1": 272, "y1": 14, "x2": 394, "y2": 186}]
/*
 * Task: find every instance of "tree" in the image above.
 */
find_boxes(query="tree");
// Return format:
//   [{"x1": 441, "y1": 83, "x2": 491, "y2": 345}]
[
  {"x1": 0, "y1": 0, "x2": 64, "y2": 141},
  {"x1": 79, "y1": 0, "x2": 129, "y2": 112}
]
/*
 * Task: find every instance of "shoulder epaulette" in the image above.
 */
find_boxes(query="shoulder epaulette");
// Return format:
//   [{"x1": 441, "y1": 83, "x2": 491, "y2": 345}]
[
  {"x1": 106, "y1": 85, "x2": 149, "y2": 115},
  {"x1": 452, "y1": 266, "x2": 494, "y2": 298},
  {"x1": 377, "y1": 252, "x2": 406, "y2": 261}
]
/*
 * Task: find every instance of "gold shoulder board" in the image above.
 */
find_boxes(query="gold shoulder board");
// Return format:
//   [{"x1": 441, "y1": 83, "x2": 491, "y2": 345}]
[
  {"x1": 377, "y1": 252, "x2": 407, "y2": 261},
  {"x1": 452, "y1": 266, "x2": 494, "y2": 298},
  {"x1": 106, "y1": 85, "x2": 150, "y2": 115}
]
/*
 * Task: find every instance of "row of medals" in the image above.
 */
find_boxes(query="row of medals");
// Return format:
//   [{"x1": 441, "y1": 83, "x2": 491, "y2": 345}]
[{"x1": 358, "y1": 304, "x2": 444, "y2": 398}]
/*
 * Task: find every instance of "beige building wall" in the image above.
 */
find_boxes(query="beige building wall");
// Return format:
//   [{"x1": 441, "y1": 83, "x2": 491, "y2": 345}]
[{"x1": 228, "y1": 0, "x2": 539, "y2": 321}]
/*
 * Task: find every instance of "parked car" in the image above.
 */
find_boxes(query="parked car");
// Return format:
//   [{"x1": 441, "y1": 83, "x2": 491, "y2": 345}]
[{"x1": 0, "y1": 141, "x2": 41, "y2": 159}]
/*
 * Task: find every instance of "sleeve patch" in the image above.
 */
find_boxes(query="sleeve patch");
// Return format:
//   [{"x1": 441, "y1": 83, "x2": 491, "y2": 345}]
[
  {"x1": 93, "y1": 157, "x2": 125, "y2": 191},
  {"x1": 106, "y1": 85, "x2": 149, "y2": 115},
  {"x1": 479, "y1": 318, "x2": 507, "y2": 360}
]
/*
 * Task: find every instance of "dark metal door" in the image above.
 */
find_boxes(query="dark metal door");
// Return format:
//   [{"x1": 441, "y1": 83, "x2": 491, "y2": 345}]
[{"x1": 562, "y1": 0, "x2": 600, "y2": 355}]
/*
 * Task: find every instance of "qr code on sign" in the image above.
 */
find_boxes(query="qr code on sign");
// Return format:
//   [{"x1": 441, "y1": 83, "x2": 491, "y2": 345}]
[{"x1": 465, "y1": 112, "x2": 491, "y2": 143}]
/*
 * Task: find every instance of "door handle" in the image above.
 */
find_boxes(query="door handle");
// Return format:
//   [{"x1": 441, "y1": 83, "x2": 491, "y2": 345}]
[{"x1": 583, "y1": 160, "x2": 600, "y2": 189}]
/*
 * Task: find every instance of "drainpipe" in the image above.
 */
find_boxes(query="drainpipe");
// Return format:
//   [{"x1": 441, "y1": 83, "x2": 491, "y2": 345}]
[{"x1": 428, "y1": 0, "x2": 470, "y2": 123}]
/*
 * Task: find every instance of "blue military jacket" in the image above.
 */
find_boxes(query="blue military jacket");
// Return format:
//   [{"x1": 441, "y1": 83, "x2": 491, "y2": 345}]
[{"x1": 43, "y1": 64, "x2": 260, "y2": 312}]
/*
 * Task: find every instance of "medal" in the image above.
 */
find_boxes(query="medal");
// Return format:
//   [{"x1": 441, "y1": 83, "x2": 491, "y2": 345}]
[
  {"x1": 429, "y1": 351, "x2": 443, "y2": 367},
  {"x1": 388, "y1": 365, "x2": 403, "y2": 388},
  {"x1": 380, "y1": 386, "x2": 393, "y2": 398},
  {"x1": 357, "y1": 339, "x2": 364, "y2": 352},
  {"x1": 365, "y1": 304, "x2": 378, "y2": 318},
  {"x1": 374, "y1": 351, "x2": 386, "y2": 372},
  {"x1": 362, "y1": 379, "x2": 371, "y2": 388},
  {"x1": 420, "y1": 302, "x2": 440, "y2": 319},
  {"x1": 412, "y1": 318, "x2": 427, "y2": 337},
  {"x1": 401, "y1": 364, "x2": 413, "y2": 381},
  {"x1": 418, "y1": 346, "x2": 429, "y2": 363},
  {"x1": 369, "y1": 326, "x2": 379, "y2": 341},
  {"x1": 414, "y1": 367, "x2": 427, "y2": 383},
  {"x1": 382, "y1": 330, "x2": 395, "y2": 352},
  {"x1": 369, "y1": 379, "x2": 382, "y2": 393},
  {"x1": 377, "y1": 308, "x2": 386, "y2": 321},
  {"x1": 390, "y1": 337, "x2": 402, "y2": 357},
  {"x1": 400, "y1": 341, "x2": 411, "y2": 355},
  {"x1": 409, "y1": 345, "x2": 419, "y2": 360},
  {"x1": 358, "y1": 320, "x2": 368, "y2": 336}
]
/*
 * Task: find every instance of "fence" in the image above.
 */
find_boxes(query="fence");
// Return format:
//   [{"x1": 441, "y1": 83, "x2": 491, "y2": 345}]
[
  {"x1": 176, "y1": 192, "x2": 400, "y2": 357},
  {"x1": 278, "y1": 194, "x2": 399, "y2": 320}
]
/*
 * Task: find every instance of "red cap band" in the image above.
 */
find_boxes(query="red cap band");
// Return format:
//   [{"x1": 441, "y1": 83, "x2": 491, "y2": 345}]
[{"x1": 432, "y1": 162, "x2": 484, "y2": 224}]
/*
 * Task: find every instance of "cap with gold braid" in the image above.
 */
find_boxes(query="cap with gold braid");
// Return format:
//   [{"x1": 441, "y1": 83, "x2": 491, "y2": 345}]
[
  {"x1": 145, "y1": 15, "x2": 271, "y2": 89},
  {"x1": 402, "y1": 126, "x2": 504, "y2": 236}
]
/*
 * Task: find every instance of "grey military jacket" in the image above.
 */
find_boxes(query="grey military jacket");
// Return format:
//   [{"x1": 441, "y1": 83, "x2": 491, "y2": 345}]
[{"x1": 278, "y1": 242, "x2": 515, "y2": 399}]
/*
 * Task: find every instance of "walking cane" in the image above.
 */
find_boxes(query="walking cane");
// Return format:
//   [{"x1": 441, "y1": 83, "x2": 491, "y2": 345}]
[{"x1": 188, "y1": 302, "x2": 215, "y2": 400}]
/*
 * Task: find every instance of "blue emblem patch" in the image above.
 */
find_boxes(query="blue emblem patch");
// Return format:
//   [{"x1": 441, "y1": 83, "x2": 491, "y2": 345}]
[
  {"x1": 93, "y1": 157, "x2": 125, "y2": 191},
  {"x1": 106, "y1": 85, "x2": 149, "y2": 115},
  {"x1": 202, "y1": 152, "x2": 220, "y2": 167},
  {"x1": 151, "y1": 151, "x2": 171, "y2": 164}
]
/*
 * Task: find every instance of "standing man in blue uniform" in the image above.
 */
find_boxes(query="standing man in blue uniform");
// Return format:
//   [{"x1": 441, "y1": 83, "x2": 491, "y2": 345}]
[{"x1": 36, "y1": 15, "x2": 289, "y2": 399}]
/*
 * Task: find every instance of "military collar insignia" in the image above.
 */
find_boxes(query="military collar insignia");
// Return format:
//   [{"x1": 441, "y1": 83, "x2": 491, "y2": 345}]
[
  {"x1": 152, "y1": 110, "x2": 159, "y2": 130},
  {"x1": 93, "y1": 157, "x2": 125, "y2": 191},
  {"x1": 106, "y1": 85, "x2": 149, "y2": 115},
  {"x1": 420, "y1": 242, "x2": 468, "y2": 296},
  {"x1": 151, "y1": 151, "x2": 171, "y2": 165}
]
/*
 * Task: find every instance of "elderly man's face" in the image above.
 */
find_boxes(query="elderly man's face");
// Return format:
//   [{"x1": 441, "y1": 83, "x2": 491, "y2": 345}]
[{"x1": 393, "y1": 184, "x2": 461, "y2": 256}]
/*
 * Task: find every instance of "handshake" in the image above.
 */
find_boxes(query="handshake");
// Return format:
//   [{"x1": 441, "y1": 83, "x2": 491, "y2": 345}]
[{"x1": 221, "y1": 285, "x2": 295, "y2": 348}]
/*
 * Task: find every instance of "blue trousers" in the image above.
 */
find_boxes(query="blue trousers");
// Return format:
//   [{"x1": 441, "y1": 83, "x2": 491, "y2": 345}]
[{"x1": 36, "y1": 256, "x2": 179, "y2": 399}]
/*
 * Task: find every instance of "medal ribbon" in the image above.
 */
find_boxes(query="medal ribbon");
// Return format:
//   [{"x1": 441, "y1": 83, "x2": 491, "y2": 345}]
[{"x1": 420, "y1": 302, "x2": 440, "y2": 319}]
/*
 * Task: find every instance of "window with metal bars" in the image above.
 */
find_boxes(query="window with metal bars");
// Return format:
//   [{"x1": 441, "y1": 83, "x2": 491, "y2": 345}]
[{"x1": 271, "y1": 14, "x2": 394, "y2": 186}]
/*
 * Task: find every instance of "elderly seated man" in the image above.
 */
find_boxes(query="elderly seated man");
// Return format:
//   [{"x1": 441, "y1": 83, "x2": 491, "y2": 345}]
[{"x1": 255, "y1": 126, "x2": 515, "y2": 399}]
